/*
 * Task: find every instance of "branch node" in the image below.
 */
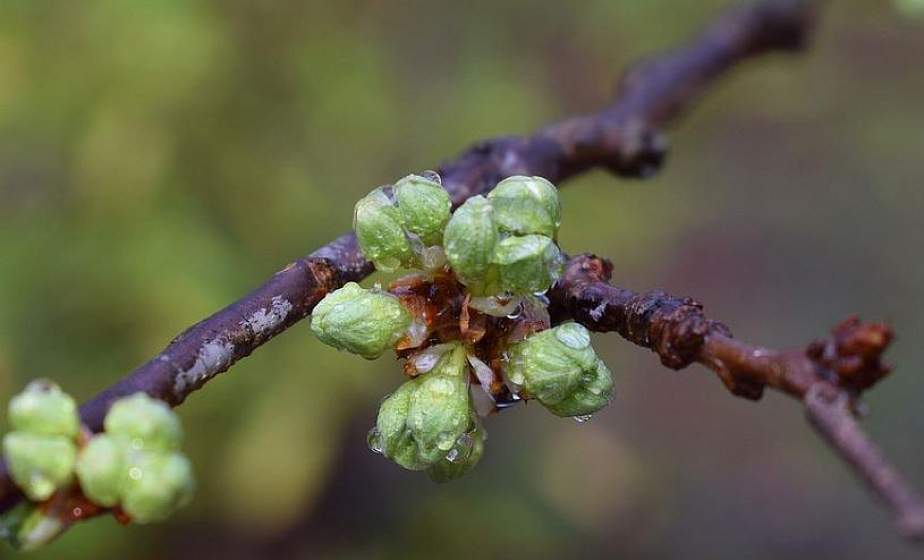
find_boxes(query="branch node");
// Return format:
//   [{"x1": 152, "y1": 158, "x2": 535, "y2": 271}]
[{"x1": 807, "y1": 316, "x2": 894, "y2": 392}]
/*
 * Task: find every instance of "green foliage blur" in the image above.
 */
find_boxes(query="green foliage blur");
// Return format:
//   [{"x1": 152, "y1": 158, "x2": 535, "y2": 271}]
[{"x1": 1, "y1": 1, "x2": 923, "y2": 558}]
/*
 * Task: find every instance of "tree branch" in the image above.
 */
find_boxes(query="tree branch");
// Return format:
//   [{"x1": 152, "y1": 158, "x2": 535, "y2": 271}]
[
  {"x1": 0, "y1": 0, "x2": 823, "y2": 528},
  {"x1": 550, "y1": 254, "x2": 924, "y2": 540}
]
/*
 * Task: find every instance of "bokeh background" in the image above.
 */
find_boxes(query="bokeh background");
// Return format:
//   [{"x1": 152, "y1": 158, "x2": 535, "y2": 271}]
[{"x1": 1, "y1": 0, "x2": 923, "y2": 558}]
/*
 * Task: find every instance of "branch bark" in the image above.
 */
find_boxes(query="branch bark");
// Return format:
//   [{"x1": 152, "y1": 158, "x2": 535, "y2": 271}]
[
  {"x1": 550, "y1": 254, "x2": 924, "y2": 539},
  {"x1": 11, "y1": 0, "x2": 898, "y2": 543}
]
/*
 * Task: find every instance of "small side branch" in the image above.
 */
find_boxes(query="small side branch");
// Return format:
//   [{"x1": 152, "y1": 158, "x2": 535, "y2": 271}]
[
  {"x1": 550, "y1": 254, "x2": 924, "y2": 539},
  {"x1": 0, "y1": 0, "x2": 835, "y2": 532}
]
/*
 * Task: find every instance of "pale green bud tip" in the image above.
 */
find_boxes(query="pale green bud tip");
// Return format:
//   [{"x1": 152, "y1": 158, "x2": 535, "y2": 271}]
[
  {"x1": 8, "y1": 380, "x2": 79, "y2": 438},
  {"x1": 121, "y1": 453, "x2": 195, "y2": 524},
  {"x1": 371, "y1": 345, "x2": 481, "y2": 476},
  {"x1": 394, "y1": 174, "x2": 451, "y2": 246},
  {"x1": 353, "y1": 188, "x2": 414, "y2": 272},
  {"x1": 75, "y1": 435, "x2": 124, "y2": 507},
  {"x1": 2, "y1": 432, "x2": 76, "y2": 501},
  {"x1": 104, "y1": 393, "x2": 183, "y2": 452},
  {"x1": 493, "y1": 234, "x2": 563, "y2": 295},
  {"x1": 487, "y1": 175, "x2": 561, "y2": 238},
  {"x1": 507, "y1": 322, "x2": 614, "y2": 417},
  {"x1": 310, "y1": 282, "x2": 412, "y2": 359},
  {"x1": 444, "y1": 196, "x2": 499, "y2": 294}
]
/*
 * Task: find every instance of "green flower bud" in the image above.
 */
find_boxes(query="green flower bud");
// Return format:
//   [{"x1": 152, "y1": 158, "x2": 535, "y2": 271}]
[
  {"x1": 311, "y1": 282, "x2": 412, "y2": 359},
  {"x1": 2, "y1": 433, "x2": 76, "y2": 501},
  {"x1": 425, "y1": 415, "x2": 486, "y2": 483},
  {"x1": 487, "y1": 175, "x2": 561, "y2": 238},
  {"x1": 444, "y1": 196, "x2": 500, "y2": 295},
  {"x1": 394, "y1": 174, "x2": 451, "y2": 246},
  {"x1": 104, "y1": 393, "x2": 183, "y2": 453},
  {"x1": 369, "y1": 381, "x2": 423, "y2": 469},
  {"x1": 353, "y1": 188, "x2": 414, "y2": 272},
  {"x1": 492, "y1": 234, "x2": 563, "y2": 295},
  {"x1": 8, "y1": 380, "x2": 79, "y2": 438},
  {"x1": 506, "y1": 322, "x2": 614, "y2": 417},
  {"x1": 121, "y1": 452, "x2": 195, "y2": 524},
  {"x1": 371, "y1": 345, "x2": 478, "y2": 473},
  {"x1": 75, "y1": 434, "x2": 125, "y2": 507},
  {"x1": 406, "y1": 349, "x2": 473, "y2": 465}
]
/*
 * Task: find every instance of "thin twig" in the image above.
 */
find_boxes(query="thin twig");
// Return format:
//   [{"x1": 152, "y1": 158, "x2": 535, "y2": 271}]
[
  {"x1": 0, "y1": 0, "x2": 822, "y2": 528},
  {"x1": 550, "y1": 253, "x2": 924, "y2": 539}
]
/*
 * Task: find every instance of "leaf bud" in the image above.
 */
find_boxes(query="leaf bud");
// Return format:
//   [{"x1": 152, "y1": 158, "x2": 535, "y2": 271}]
[
  {"x1": 492, "y1": 234, "x2": 563, "y2": 295},
  {"x1": 394, "y1": 174, "x2": 451, "y2": 247},
  {"x1": 121, "y1": 452, "x2": 195, "y2": 524},
  {"x1": 506, "y1": 322, "x2": 614, "y2": 417},
  {"x1": 443, "y1": 196, "x2": 500, "y2": 295},
  {"x1": 2, "y1": 432, "x2": 76, "y2": 501},
  {"x1": 371, "y1": 345, "x2": 479, "y2": 474},
  {"x1": 75, "y1": 434, "x2": 124, "y2": 507},
  {"x1": 310, "y1": 282, "x2": 412, "y2": 359},
  {"x1": 8, "y1": 380, "x2": 79, "y2": 439},
  {"x1": 103, "y1": 393, "x2": 183, "y2": 453},
  {"x1": 353, "y1": 187, "x2": 415, "y2": 272},
  {"x1": 487, "y1": 175, "x2": 561, "y2": 238}
]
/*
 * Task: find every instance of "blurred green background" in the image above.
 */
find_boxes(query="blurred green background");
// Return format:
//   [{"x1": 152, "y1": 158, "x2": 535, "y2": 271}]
[{"x1": 1, "y1": 0, "x2": 923, "y2": 558}]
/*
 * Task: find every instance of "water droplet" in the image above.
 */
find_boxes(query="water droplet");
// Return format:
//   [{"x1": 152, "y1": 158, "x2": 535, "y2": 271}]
[
  {"x1": 420, "y1": 170, "x2": 442, "y2": 184},
  {"x1": 72, "y1": 507, "x2": 83, "y2": 518},
  {"x1": 367, "y1": 427, "x2": 384, "y2": 454},
  {"x1": 574, "y1": 414, "x2": 593, "y2": 424},
  {"x1": 129, "y1": 467, "x2": 143, "y2": 480},
  {"x1": 446, "y1": 432, "x2": 474, "y2": 462},
  {"x1": 555, "y1": 323, "x2": 590, "y2": 349},
  {"x1": 131, "y1": 438, "x2": 144, "y2": 451}
]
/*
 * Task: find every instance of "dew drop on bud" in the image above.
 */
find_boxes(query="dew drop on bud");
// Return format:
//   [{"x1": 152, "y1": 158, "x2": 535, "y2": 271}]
[
  {"x1": 367, "y1": 427, "x2": 384, "y2": 454},
  {"x1": 420, "y1": 170, "x2": 442, "y2": 185},
  {"x1": 446, "y1": 432, "x2": 474, "y2": 463},
  {"x1": 573, "y1": 414, "x2": 593, "y2": 424}
]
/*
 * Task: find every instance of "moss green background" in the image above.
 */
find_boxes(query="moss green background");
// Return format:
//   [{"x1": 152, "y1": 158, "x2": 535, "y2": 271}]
[{"x1": 1, "y1": 1, "x2": 923, "y2": 558}]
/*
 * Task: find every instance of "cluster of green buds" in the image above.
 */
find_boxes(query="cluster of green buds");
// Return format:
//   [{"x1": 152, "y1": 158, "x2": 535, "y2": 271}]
[
  {"x1": 76, "y1": 393, "x2": 194, "y2": 523},
  {"x1": 3, "y1": 381, "x2": 80, "y2": 502},
  {"x1": 505, "y1": 322, "x2": 614, "y2": 418},
  {"x1": 368, "y1": 344, "x2": 485, "y2": 482},
  {"x1": 353, "y1": 173, "x2": 452, "y2": 272},
  {"x1": 310, "y1": 172, "x2": 615, "y2": 482},
  {"x1": 444, "y1": 176, "x2": 563, "y2": 297},
  {"x1": 1, "y1": 385, "x2": 194, "y2": 549}
]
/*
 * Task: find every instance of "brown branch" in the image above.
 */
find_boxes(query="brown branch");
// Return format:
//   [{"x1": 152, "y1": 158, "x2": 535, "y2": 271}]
[
  {"x1": 0, "y1": 0, "x2": 818, "y2": 526},
  {"x1": 550, "y1": 254, "x2": 924, "y2": 540}
]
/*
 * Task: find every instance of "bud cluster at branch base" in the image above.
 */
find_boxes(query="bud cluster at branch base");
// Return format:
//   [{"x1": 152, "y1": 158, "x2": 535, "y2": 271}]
[
  {"x1": 308, "y1": 172, "x2": 615, "y2": 482},
  {"x1": 0, "y1": 387, "x2": 195, "y2": 551}
]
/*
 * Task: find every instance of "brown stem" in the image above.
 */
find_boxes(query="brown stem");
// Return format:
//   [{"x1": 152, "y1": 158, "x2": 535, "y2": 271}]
[
  {"x1": 0, "y1": 0, "x2": 831, "y2": 536},
  {"x1": 550, "y1": 253, "x2": 924, "y2": 540}
]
